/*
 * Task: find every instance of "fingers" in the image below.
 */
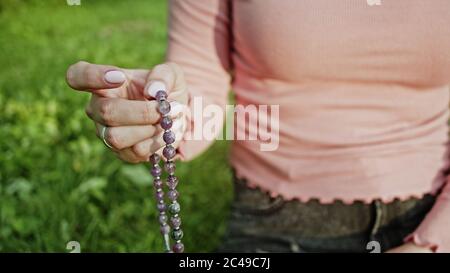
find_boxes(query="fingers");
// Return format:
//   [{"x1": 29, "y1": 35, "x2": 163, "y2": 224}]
[
  {"x1": 116, "y1": 148, "x2": 143, "y2": 164},
  {"x1": 86, "y1": 94, "x2": 185, "y2": 126},
  {"x1": 131, "y1": 138, "x2": 161, "y2": 160},
  {"x1": 66, "y1": 61, "x2": 127, "y2": 91},
  {"x1": 95, "y1": 123, "x2": 159, "y2": 150},
  {"x1": 132, "y1": 117, "x2": 186, "y2": 158},
  {"x1": 96, "y1": 112, "x2": 186, "y2": 164},
  {"x1": 73, "y1": 62, "x2": 189, "y2": 164},
  {"x1": 144, "y1": 62, "x2": 188, "y2": 104}
]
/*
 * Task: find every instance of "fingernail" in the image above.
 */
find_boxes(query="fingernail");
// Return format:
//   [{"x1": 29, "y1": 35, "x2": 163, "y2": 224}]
[
  {"x1": 146, "y1": 81, "x2": 166, "y2": 98},
  {"x1": 104, "y1": 70, "x2": 126, "y2": 84},
  {"x1": 169, "y1": 102, "x2": 184, "y2": 117}
]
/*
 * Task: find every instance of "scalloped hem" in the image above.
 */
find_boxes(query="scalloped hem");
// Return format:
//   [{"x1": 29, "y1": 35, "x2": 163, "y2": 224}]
[{"x1": 233, "y1": 169, "x2": 440, "y2": 205}]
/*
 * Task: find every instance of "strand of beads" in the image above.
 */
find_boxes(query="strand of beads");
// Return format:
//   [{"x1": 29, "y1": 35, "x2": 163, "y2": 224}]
[
  {"x1": 166, "y1": 166, "x2": 184, "y2": 253},
  {"x1": 149, "y1": 89, "x2": 184, "y2": 253},
  {"x1": 150, "y1": 153, "x2": 171, "y2": 252}
]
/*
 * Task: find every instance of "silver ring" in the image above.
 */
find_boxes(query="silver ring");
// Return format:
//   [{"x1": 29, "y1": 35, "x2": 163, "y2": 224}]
[{"x1": 101, "y1": 126, "x2": 114, "y2": 149}]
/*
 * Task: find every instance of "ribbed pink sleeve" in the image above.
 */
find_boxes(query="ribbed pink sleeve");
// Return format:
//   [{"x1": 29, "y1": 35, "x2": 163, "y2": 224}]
[
  {"x1": 406, "y1": 178, "x2": 450, "y2": 252},
  {"x1": 166, "y1": 0, "x2": 231, "y2": 160}
]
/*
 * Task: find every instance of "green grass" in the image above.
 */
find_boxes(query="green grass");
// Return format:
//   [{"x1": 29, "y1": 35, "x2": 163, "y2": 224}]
[{"x1": 0, "y1": 0, "x2": 232, "y2": 252}]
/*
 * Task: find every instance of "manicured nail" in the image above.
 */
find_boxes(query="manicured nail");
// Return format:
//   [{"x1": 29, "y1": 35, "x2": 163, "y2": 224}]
[
  {"x1": 104, "y1": 70, "x2": 126, "y2": 84},
  {"x1": 169, "y1": 102, "x2": 184, "y2": 118},
  {"x1": 146, "y1": 81, "x2": 166, "y2": 98}
]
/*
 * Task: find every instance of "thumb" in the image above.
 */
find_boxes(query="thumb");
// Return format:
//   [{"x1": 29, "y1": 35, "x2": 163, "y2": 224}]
[
  {"x1": 66, "y1": 61, "x2": 127, "y2": 91},
  {"x1": 144, "y1": 62, "x2": 188, "y2": 104}
]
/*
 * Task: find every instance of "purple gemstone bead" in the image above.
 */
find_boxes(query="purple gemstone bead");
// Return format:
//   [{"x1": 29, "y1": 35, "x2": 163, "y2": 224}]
[
  {"x1": 150, "y1": 165, "x2": 162, "y2": 177},
  {"x1": 155, "y1": 90, "x2": 168, "y2": 101},
  {"x1": 168, "y1": 190, "x2": 179, "y2": 201},
  {"x1": 158, "y1": 100, "x2": 171, "y2": 115},
  {"x1": 173, "y1": 242, "x2": 184, "y2": 253},
  {"x1": 149, "y1": 154, "x2": 160, "y2": 164},
  {"x1": 163, "y1": 145, "x2": 176, "y2": 159},
  {"x1": 170, "y1": 216, "x2": 181, "y2": 228},
  {"x1": 165, "y1": 162, "x2": 176, "y2": 175},
  {"x1": 159, "y1": 214, "x2": 168, "y2": 225},
  {"x1": 155, "y1": 190, "x2": 164, "y2": 200},
  {"x1": 153, "y1": 178, "x2": 163, "y2": 188},
  {"x1": 160, "y1": 116, "x2": 173, "y2": 130},
  {"x1": 157, "y1": 203, "x2": 166, "y2": 212},
  {"x1": 163, "y1": 131, "x2": 176, "y2": 144},
  {"x1": 160, "y1": 224, "x2": 170, "y2": 235},
  {"x1": 167, "y1": 176, "x2": 179, "y2": 189}
]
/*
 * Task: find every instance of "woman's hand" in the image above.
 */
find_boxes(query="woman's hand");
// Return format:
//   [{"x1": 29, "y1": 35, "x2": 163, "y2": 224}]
[
  {"x1": 66, "y1": 61, "x2": 188, "y2": 163},
  {"x1": 386, "y1": 242, "x2": 433, "y2": 253}
]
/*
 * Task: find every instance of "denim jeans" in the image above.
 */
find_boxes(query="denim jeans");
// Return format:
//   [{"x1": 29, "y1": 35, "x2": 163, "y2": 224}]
[{"x1": 218, "y1": 176, "x2": 436, "y2": 253}]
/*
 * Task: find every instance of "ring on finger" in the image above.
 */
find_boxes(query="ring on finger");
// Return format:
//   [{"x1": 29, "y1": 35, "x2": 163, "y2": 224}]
[{"x1": 101, "y1": 125, "x2": 114, "y2": 149}]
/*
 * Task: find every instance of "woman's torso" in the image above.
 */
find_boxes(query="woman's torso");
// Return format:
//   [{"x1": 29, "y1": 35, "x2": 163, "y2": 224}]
[{"x1": 230, "y1": 0, "x2": 450, "y2": 203}]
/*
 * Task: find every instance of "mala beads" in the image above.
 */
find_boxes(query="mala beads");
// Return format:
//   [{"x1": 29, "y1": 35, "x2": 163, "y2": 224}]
[{"x1": 149, "y1": 90, "x2": 184, "y2": 253}]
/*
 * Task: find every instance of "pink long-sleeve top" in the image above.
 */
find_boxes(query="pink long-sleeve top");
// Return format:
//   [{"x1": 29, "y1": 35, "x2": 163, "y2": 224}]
[{"x1": 166, "y1": 0, "x2": 450, "y2": 252}]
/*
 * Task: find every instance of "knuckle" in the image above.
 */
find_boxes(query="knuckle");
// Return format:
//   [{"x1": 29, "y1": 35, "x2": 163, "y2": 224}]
[
  {"x1": 84, "y1": 65, "x2": 98, "y2": 86},
  {"x1": 133, "y1": 142, "x2": 148, "y2": 158},
  {"x1": 99, "y1": 100, "x2": 115, "y2": 125},
  {"x1": 84, "y1": 106, "x2": 94, "y2": 120},
  {"x1": 117, "y1": 152, "x2": 131, "y2": 163},
  {"x1": 150, "y1": 137, "x2": 164, "y2": 154},
  {"x1": 118, "y1": 152, "x2": 140, "y2": 164},
  {"x1": 131, "y1": 158, "x2": 142, "y2": 164},
  {"x1": 142, "y1": 101, "x2": 157, "y2": 124},
  {"x1": 106, "y1": 127, "x2": 123, "y2": 149}
]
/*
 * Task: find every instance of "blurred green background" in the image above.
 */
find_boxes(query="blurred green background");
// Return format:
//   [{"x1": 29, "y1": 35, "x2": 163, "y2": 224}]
[{"x1": 0, "y1": 0, "x2": 232, "y2": 252}]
